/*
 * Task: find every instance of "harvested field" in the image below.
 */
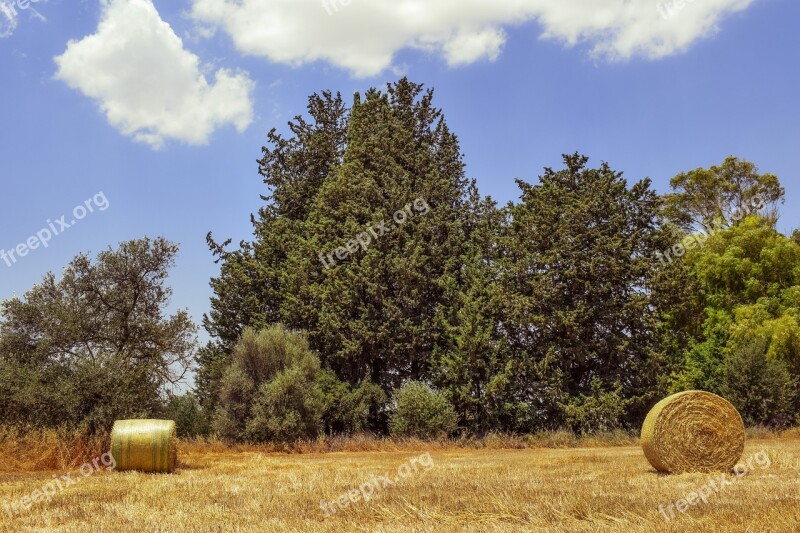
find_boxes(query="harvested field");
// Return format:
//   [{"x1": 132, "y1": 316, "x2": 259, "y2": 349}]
[{"x1": 1, "y1": 437, "x2": 798, "y2": 532}]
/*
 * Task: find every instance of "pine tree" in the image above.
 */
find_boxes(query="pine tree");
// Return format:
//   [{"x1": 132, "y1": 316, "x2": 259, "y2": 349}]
[
  {"x1": 200, "y1": 79, "x2": 477, "y2": 407},
  {"x1": 297, "y1": 79, "x2": 474, "y2": 389},
  {"x1": 497, "y1": 154, "x2": 670, "y2": 429},
  {"x1": 432, "y1": 192, "x2": 506, "y2": 432}
]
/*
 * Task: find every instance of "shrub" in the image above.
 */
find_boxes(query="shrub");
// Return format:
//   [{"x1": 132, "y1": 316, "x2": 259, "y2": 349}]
[
  {"x1": 562, "y1": 378, "x2": 631, "y2": 435},
  {"x1": 245, "y1": 364, "x2": 328, "y2": 443},
  {"x1": 323, "y1": 378, "x2": 387, "y2": 435},
  {"x1": 389, "y1": 381, "x2": 458, "y2": 439},
  {"x1": 164, "y1": 393, "x2": 210, "y2": 438},
  {"x1": 213, "y1": 325, "x2": 329, "y2": 442},
  {"x1": 721, "y1": 337, "x2": 796, "y2": 427},
  {"x1": 213, "y1": 364, "x2": 256, "y2": 440},
  {"x1": 0, "y1": 354, "x2": 160, "y2": 433},
  {"x1": 211, "y1": 325, "x2": 380, "y2": 443}
]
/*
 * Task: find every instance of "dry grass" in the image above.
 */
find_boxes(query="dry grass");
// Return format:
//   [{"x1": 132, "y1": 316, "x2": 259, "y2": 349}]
[
  {"x1": 175, "y1": 429, "x2": 639, "y2": 456},
  {"x1": 1, "y1": 433, "x2": 799, "y2": 532},
  {"x1": 0, "y1": 428, "x2": 640, "y2": 472},
  {"x1": 0, "y1": 427, "x2": 108, "y2": 472}
]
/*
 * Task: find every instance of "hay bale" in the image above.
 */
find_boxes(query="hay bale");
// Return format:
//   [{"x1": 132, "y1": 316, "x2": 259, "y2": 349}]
[
  {"x1": 641, "y1": 391, "x2": 744, "y2": 474},
  {"x1": 111, "y1": 419, "x2": 178, "y2": 473}
]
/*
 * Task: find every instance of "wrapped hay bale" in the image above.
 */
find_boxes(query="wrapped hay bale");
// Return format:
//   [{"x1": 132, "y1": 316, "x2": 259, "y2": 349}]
[
  {"x1": 641, "y1": 391, "x2": 744, "y2": 474},
  {"x1": 111, "y1": 419, "x2": 178, "y2": 473}
]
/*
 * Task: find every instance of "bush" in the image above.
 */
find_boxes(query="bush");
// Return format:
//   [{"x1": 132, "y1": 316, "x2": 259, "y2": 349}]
[
  {"x1": 389, "y1": 381, "x2": 458, "y2": 439},
  {"x1": 721, "y1": 337, "x2": 796, "y2": 427},
  {"x1": 323, "y1": 378, "x2": 387, "y2": 435},
  {"x1": 212, "y1": 325, "x2": 330, "y2": 442},
  {"x1": 211, "y1": 325, "x2": 382, "y2": 443},
  {"x1": 0, "y1": 354, "x2": 160, "y2": 433},
  {"x1": 562, "y1": 378, "x2": 631, "y2": 435},
  {"x1": 212, "y1": 364, "x2": 256, "y2": 440},
  {"x1": 164, "y1": 393, "x2": 210, "y2": 438},
  {"x1": 245, "y1": 364, "x2": 328, "y2": 443}
]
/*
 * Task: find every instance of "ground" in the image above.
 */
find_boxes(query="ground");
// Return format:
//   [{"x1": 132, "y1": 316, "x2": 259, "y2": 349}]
[{"x1": 1, "y1": 438, "x2": 798, "y2": 532}]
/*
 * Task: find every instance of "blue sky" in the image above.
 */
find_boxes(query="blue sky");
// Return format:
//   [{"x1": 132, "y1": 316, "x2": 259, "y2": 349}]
[{"x1": 1, "y1": 0, "x2": 797, "y2": 357}]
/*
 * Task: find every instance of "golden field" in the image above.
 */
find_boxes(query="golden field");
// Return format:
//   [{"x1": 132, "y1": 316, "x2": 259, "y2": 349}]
[{"x1": 1, "y1": 433, "x2": 799, "y2": 532}]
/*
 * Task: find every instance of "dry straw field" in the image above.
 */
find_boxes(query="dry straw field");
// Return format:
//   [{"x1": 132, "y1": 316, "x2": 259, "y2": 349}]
[{"x1": 1, "y1": 430, "x2": 799, "y2": 532}]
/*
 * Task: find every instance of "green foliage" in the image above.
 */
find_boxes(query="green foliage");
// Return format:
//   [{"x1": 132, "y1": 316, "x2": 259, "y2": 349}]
[
  {"x1": 299, "y1": 80, "x2": 476, "y2": 389},
  {"x1": 322, "y1": 377, "x2": 387, "y2": 435},
  {"x1": 670, "y1": 310, "x2": 732, "y2": 394},
  {"x1": 483, "y1": 349, "x2": 568, "y2": 433},
  {"x1": 671, "y1": 216, "x2": 800, "y2": 425},
  {"x1": 0, "y1": 237, "x2": 196, "y2": 433},
  {"x1": 245, "y1": 365, "x2": 329, "y2": 443},
  {"x1": 4, "y1": 76, "x2": 797, "y2": 439},
  {"x1": 665, "y1": 156, "x2": 784, "y2": 232},
  {"x1": 432, "y1": 197, "x2": 506, "y2": 433},
  {"x1": 194, "y1": 341, "x2": 229, "y2": 415},
  {"x1": 389, "y1": 381, "x2": 458, "y2": 439},
  {"x1": 729, "y1": 305, "x2": 800, "y2": 377},
  {"x1": 0, "y1": 357, "x2": 73, "y2": 427},
  {"x1": 201, "y1": 78, "x2": 477, "y2": 401},
  {"x1": 212, "y1": 325, "x2": 383, "y2": 442},
  {"x1": 164, "y1": 393, "x2": 210, "y2": 438},
  {"x1": 213, "y1": 325, "x2": 325, "y2": 442},
  {"x1": 563, "y1": 379, "x2": 632, "y2": 435},
  {"x1": 204, "y1": 91, "x2": 349, "y2": 352},
  {"x1": 690, "y1": 217, "x2": 800, "y2": 310},
  {"x1": 496, "y1": 153, "x2": 671, "y2": 428},
  {"x1": 194, "y1": 78, "x2": 799, "y2": 437},
  {"x1": 720, "y1": 338, "x2": 795, "y2": 427}
]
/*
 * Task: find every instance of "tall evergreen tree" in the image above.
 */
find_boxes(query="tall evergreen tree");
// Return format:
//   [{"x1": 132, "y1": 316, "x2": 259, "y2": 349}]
[
  {"x1": 432, "y1": 193, "x2": 506, "y2": 432},
  {"x1": 291, "y1": 80, "x2": 476, "y2": 389},
  {"x1": 496, "y1": 154, "x2": 673, "y2": 429},
  {"x1": 201, "y1": 79, "x2": 477, "y2": 403},
  {"x1": 204, "y1": 91, "x2": 349, "y2": 351}
]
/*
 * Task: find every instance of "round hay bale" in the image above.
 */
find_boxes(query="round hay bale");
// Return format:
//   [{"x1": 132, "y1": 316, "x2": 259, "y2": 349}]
[
  {"x1": 111, "y1": 419, "x2": 178, "y2": 474},
  {"x1": 641, "y1": 391, "x2": 744, "y2": 474}
]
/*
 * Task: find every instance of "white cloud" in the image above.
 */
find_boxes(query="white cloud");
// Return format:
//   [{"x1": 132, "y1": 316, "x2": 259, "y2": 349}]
[
  {"x1": 190, "y1": 0, "x2": 758, "y2": 77},
  {"x1": 54, "y1": 0, "x2": 254, "y2": 149},
  {"x1": 443, "y1": 27, "x2": 506, "y2": 66}
]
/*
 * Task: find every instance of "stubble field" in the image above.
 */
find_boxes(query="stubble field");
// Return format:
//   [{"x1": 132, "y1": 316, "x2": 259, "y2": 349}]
[{"x1": 1, "y1": 437, "x2": 799, "y2": 532}]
